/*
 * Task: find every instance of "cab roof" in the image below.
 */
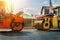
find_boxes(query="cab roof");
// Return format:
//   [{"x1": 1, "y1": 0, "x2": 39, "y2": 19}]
[{"x1": 52, "y1": 6, "x2": 60, "y2": 9}]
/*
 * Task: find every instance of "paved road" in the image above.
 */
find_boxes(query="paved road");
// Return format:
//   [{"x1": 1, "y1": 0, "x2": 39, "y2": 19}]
[{"x1": 0, "y1": 29, "x2": 60, "y2": 40}]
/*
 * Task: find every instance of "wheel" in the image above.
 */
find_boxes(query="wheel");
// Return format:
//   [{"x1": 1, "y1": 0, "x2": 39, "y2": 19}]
[
  {"x1": 42, "y1": 18, "x2": 51, "y2": 31},
  {"x1": 42, "y1": 23, "x2": 50, "y2": 31},
  {"x1": 10, "y1": 18, "x2": 23, "y2": 32}
]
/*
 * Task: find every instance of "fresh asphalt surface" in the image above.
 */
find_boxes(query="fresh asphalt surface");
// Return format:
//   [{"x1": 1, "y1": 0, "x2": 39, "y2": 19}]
[{"x1": 0, "y1": 29, "x2": 60, "y2": 40}]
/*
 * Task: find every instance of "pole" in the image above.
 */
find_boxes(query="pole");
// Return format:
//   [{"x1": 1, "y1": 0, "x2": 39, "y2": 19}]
[
  {"x1": 50, "y1": 0, "x2": 52, "y2": 7},
  {"x1": 49, "y1": 0, "x2": 53, "y2": 14}
]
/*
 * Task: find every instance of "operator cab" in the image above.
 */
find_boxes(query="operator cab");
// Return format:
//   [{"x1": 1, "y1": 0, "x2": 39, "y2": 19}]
[
  {"x1": 41, "y1": 6, "x2": 60, "y2": 16},
  {"x1": 41, "y1": 6, "x2": 54, "y2": 17},
  {"x1": 53, "y1": 6, "x2": 60, "y2": 16}
]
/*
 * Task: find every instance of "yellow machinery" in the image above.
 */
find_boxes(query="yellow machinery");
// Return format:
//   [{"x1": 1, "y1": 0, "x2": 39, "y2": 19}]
[{"x1": 34, "y1": 0, "x2": 60, "y2": 30}]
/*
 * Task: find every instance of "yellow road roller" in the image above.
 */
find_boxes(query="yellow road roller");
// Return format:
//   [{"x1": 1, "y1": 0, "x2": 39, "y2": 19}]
[{"x1": 34, "y1": 0, "x2": 60, "y2": 30}]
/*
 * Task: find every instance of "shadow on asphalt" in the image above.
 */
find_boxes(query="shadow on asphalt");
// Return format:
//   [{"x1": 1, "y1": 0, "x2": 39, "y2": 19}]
[
  {"x1": 0, "y1": 29, "x2": 60, "y2": 36},
  {"x1": 36, "y1": 29, "x2": 60, "y2": 32},
  {"x1": 0, "y1": 31, "x2": 32, "y2": 36},
  {"x1": 49, "y1": 30, "x2": 60, "y2": 32}
]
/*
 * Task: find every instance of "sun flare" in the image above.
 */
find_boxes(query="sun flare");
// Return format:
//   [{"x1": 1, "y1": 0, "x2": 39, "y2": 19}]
[{"x1": 0, "y1": 0, "x2": 26, "y2": 14}]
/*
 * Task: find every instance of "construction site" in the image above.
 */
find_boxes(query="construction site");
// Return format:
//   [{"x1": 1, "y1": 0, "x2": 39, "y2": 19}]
[{"x1": 0, "y1": 0, "x2": 59, "y2": 40}]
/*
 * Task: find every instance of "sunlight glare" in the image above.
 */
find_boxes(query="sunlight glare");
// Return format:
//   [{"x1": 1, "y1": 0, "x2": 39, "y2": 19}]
[{"x1": 13, "y1": 0, "x2": 26, "y2": 14}]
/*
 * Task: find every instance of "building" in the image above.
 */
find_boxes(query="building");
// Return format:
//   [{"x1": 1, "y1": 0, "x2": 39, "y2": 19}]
[{"x1": 17, "y1": 11, "x2": 36, "y2": 27}]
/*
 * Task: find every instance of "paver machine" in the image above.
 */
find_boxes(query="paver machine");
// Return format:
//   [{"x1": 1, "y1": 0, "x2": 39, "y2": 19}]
[{"x1": 0, "y1": 0, "x2": 24, "y2": 32}]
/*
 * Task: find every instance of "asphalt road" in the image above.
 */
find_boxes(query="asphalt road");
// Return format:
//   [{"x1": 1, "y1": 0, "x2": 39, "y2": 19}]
[{"x1": 0, "y1": 29, "x2": 60, "y2": 40}]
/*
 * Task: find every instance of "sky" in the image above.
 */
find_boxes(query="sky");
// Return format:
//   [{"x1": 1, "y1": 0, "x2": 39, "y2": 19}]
[{"x1": 13, "y1": 0, "x2": 60, "y2": 16}]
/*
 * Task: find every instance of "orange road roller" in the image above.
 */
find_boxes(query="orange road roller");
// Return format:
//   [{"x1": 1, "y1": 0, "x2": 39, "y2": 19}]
[
  {"x1": 0, "y1": 14, "x2": 24, "y2": 32},
  {"x1": 0, "y1": 1, "x2": 24, "y2": 32}
]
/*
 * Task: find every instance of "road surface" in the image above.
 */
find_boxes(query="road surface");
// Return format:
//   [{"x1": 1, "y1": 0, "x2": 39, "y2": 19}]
[{"x1": 0, "y1": 29, "x2": 60, "y2": 40}]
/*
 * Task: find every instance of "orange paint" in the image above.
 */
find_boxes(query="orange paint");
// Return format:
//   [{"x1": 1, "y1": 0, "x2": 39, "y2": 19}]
[{"x1": 0, "y1": 14, "x2": 24, "y2": 31}]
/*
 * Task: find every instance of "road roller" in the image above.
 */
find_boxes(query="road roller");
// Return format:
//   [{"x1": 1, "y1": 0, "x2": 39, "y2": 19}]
[
  {"x1": 0, "y1": 0, "x2": 24, "y2": 32},
  {"x1": 34, "y1": 0, "x2": 60, "y2": 30}
]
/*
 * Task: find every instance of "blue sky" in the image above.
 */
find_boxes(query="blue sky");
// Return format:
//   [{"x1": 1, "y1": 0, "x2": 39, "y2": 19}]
[{"x1": 13, "y1": 0, "x2": 60, "y2": 15}]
